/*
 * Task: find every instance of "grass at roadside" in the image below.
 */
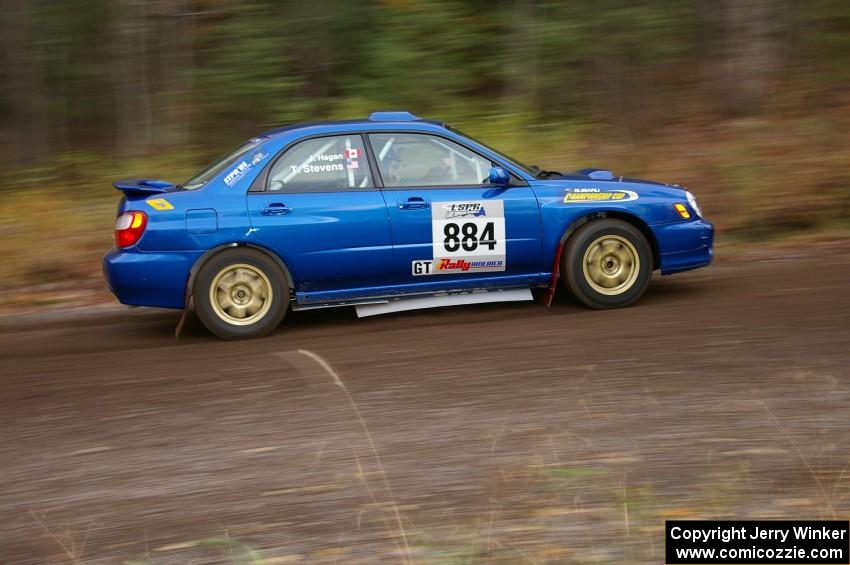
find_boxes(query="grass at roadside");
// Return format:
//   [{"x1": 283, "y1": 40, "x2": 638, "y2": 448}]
[{"x1": 44, "y1": 456, "x2": 839, "y2": 563}]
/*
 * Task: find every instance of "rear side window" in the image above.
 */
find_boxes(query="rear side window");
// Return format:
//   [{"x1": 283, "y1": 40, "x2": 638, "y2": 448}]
[
  {"x1": 182, "y1": 138, "x2": 265, "y2": 191},
  {"x1": 267, "y1": 135, "x2": 372, "y2": 192},
  {"x1": 369, "y1": 133, "x2": 492, "y2": 188}
]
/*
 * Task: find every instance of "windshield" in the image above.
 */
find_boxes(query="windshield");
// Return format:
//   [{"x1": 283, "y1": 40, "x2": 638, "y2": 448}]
[
  {"x1": 181, "y1": 138, "x2": 265, "y2": 190},
  {"x1": 445, "y1": 125, "x2": 535, "y2": 177}
]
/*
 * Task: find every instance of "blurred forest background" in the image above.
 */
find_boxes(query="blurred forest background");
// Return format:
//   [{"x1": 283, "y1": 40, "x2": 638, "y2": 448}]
[{"x1": 1, "y1": 0, "x2": 849, "y2": 293}]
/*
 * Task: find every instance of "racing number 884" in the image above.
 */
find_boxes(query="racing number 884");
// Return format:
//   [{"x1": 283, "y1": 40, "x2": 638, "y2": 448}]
[{"x1": 444, "y1": 221, "x2": 496, "y2": 253}]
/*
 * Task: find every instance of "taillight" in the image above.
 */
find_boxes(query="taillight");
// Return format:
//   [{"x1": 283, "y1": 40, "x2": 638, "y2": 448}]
[{"x1": 114, "y1": 211, "x2": 147, "y2": 248}]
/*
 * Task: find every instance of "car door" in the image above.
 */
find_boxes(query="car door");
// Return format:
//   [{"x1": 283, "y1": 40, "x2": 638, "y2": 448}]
[
  {"x1": 368, "y1": 132, "x2": 541, "y2": 287},
  {"x1": 247, "y1": 134, "x2": 392, "y2": 298}
]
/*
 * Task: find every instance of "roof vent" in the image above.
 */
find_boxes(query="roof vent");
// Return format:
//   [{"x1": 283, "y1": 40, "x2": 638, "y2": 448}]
[{"x1": 368, "y1": 111, "x2": 420, "y2": 122}]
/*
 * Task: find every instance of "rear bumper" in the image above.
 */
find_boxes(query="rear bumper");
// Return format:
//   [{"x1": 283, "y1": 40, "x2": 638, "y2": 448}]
[
  {"x1": 654, "y1": 219, "x2": 714, "y2": 275},
  {"x1": 103, "y1": 248, "x2": 201, "y2": 309}
]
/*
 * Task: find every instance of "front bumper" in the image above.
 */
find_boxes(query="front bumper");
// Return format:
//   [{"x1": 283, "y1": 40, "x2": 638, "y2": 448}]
[
  {"x1": 103, "y1": 248, "x2": 202, "y2": 309},
  {"x1": 654, "y1": 219, "x2": 714, "y2": 275}
]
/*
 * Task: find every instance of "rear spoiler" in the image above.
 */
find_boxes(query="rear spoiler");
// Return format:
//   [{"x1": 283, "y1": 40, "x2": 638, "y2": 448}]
[{"x1": 113, "y1": 178, "x2": 175, "y2": 197}]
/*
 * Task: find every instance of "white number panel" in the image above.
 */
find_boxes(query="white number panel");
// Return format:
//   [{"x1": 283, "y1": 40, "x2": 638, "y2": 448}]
[{"x1": 429, "y1": 201, "x2": 506, "y2": 274}]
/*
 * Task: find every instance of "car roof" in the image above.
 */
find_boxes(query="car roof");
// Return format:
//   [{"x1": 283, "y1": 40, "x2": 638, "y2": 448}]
[{"x1": 259, "y1": 111, "x2": 445, "y2": 138}]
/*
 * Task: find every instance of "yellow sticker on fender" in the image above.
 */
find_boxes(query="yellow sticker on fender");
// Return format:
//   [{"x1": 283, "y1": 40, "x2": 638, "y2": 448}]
[
  {"x1": 147, "y1": 198, "x2": 174, "y2": 211},
  {"x1": 563, "y1": 189, "x2": 638, "y2": 203}
]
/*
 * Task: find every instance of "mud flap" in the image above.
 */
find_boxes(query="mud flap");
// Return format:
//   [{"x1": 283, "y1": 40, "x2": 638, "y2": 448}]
[
  {"x1": 174, "y1": 274, "x2": 192, "y2": 339},
  {"x1": 542, "y1": 241, "x2": 564, "y2": 307}
]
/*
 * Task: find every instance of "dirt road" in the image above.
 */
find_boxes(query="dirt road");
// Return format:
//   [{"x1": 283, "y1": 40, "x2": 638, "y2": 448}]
[{"x1": 2, "y1": 246, "x2": 849, "y2": 564}]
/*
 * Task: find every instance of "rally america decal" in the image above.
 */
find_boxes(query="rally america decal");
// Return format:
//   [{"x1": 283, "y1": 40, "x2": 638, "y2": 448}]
[
  {"x1": 563, "y1": 187, "x2": 638, "y2": 203},
  {"x1": 413, "y1": 200, "x2": 506, "y2": 275}
]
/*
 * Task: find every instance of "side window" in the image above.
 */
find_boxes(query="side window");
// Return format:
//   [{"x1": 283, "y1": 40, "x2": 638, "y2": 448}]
[
  {"x1": 267, "y1": 135, "x2": 372, "y2": 192},
  {"x1": 369, "y1": 133, "x2": 492, "y2": 188}
]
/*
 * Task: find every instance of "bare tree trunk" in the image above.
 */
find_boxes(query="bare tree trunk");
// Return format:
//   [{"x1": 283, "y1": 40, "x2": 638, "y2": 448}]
[
  {"x1": 721, "y1": 0, "x2": 786, "y2": 115},
  {"x1": 153, "y1": 0, "x2": 193, "y2": 148},
  {"x1": 293, "y1": 0, "x2": 332, "y2": 102},
  {"x1": 113, "y1": 0, "x2": 153, "y2": 157},
  {"x1": 595, "y1": 53, "x2": 634, "y2": 145},
  {"x1": 314, "y1": 0, "x2": 332, "y2": 101},
  {"x1": 2, "y1": 0, "x2": 49, "y2": 166},
  {"x1": 502, "y1": 0, "x2": 539, "y2": 116},
  {"x1": 53, "y1": 32, "x2": 71, "y2": 154}
]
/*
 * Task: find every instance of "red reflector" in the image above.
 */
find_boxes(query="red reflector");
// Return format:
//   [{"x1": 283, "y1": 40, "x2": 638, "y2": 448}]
[{"x1": 114, "y1": 211, "x2": 147, "y2": 248}]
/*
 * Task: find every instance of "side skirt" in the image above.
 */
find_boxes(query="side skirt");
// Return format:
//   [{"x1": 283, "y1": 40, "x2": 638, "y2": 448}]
[
  {"x1": 291, "y1": 299, "x2": 389, "y2": 312},
  {"x1": 354, "y1": 288, "x2": 534, "y2": 318}
]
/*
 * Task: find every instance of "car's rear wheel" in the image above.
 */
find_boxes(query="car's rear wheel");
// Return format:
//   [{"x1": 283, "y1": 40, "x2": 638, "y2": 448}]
[
  {"x1": 194, "y1": 249, "x2": 288, "y2": 339},
  {"x1": 561, "y1": 219, "x2": 652, "y2": 309}
]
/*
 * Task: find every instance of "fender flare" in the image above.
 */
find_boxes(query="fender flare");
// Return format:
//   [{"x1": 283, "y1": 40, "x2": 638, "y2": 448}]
[
  {"x1": 542, "y1": 211, "x2": 659, "y2": 307},
  {"x1": 557, "y1": 211, "x2": 660, "y2": 270},
  {"x1": 185, "y1": 243, "x2": 296, "y2": 306}
]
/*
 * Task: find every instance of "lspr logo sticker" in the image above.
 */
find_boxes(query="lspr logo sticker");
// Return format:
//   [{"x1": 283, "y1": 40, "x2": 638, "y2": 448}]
[{"x1": 442, "y1": 202, "x2": 487, "y2": 219}]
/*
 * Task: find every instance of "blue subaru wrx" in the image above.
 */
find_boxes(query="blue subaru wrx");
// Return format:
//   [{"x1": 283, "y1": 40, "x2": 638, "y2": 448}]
[{"x1": 103, "y1": 112, "x2": 713, "y2": 339}]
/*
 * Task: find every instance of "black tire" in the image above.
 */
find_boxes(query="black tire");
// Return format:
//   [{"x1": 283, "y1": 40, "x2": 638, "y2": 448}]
[
  {"x1": 193, "y1": 248, "x2": 289, "y2": 339},
  {"x1": 561, "y1": 219, "x2": 653, "y2": 309}
]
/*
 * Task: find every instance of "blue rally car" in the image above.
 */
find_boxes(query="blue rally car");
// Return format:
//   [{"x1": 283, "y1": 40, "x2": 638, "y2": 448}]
[{"x1": 103, "y1": 112, "x2": 713, "y2": 339}]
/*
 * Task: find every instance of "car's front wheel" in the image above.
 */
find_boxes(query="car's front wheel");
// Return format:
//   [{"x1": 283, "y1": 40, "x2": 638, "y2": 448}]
[
  {"x1": 561, "y1": 219, "x2": 653, "y2": 309},
  {"x1": 194, "y1": 249, "x2": 289, "y2": 339}
]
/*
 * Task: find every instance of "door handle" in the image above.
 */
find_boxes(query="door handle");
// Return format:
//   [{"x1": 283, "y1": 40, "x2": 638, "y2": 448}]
[
  {"x1": 262, "y1": 202, "x2": 291, "y2": 216},
  {"x1": 398, "y1": 196, "x2": 430, "y2": 210}
]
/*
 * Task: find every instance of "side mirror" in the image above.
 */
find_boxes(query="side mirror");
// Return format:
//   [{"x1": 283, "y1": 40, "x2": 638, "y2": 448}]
[{"x1": 488, "y1": 166, "x2": 511, "y2": 186}]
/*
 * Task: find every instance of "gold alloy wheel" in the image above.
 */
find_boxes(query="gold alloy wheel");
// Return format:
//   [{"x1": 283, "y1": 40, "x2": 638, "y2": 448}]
[
  {"x1": 209, "y1": 263, "x2": 273, "y2": 326},
  {"x1": 582, "y1": 234, "x2": 640, "y2": 295}
]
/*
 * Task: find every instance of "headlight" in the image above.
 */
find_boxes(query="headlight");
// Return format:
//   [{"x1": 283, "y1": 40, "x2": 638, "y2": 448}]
[{"x1": 685, "y1": 191, "x2": 702, "y2": 217}]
